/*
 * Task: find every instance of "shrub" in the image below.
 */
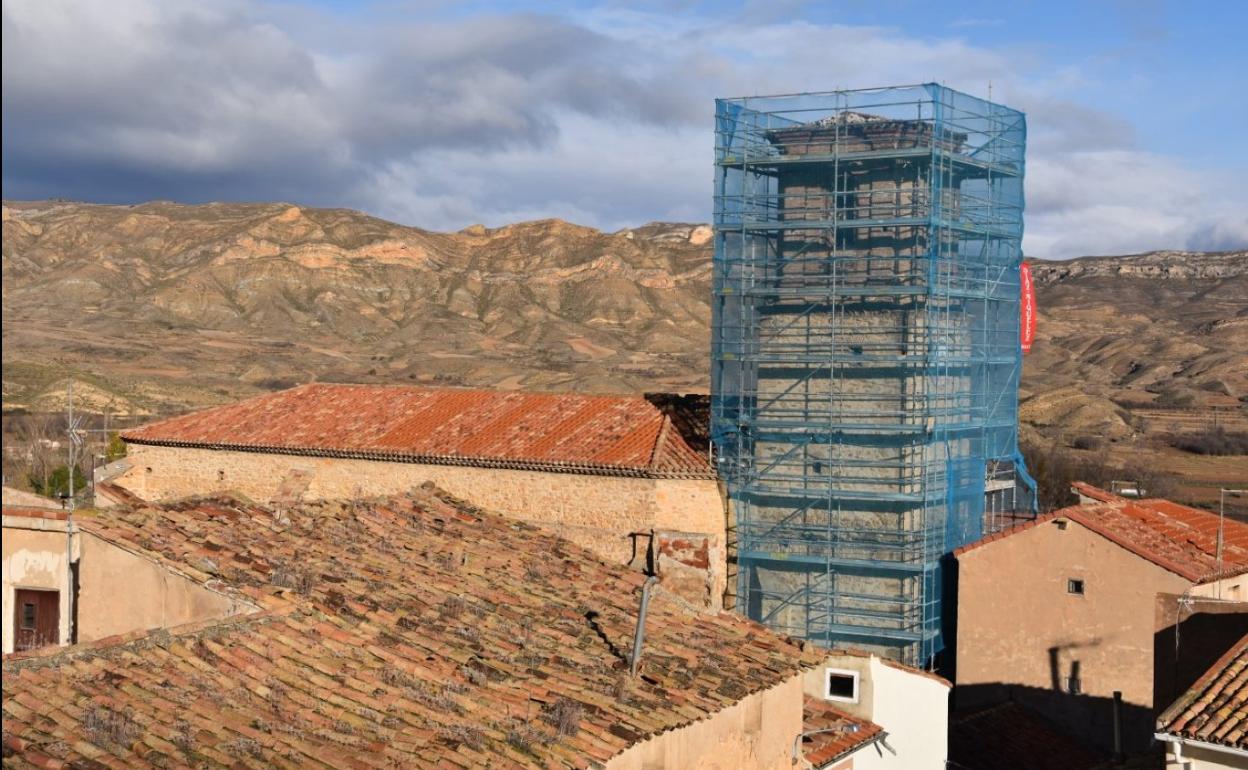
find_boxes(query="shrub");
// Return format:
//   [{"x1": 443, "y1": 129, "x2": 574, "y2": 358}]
[{"x1": 1168, "y1": 427, "x2": 1248, "y2": 456}]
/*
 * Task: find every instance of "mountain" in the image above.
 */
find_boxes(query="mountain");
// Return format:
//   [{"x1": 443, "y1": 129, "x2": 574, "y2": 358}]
[
  {"x1": 3, "y1": 200, "x2": 1245, "y2": 504},
  {"x1": 2, "y1": 201, "x2": 714, "y2": 413}
]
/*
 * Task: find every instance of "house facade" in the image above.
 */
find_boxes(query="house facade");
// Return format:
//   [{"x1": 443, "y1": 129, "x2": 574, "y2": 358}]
[
  {"x1": 2, "y1": 505, "x2": 253, "y2": 655},
  {"x1": 953, "y1": 485, "x2": 1248, "y2": 753},
  {"x1": 801, "y1": 649, "x2": 951, "y2": 769}
]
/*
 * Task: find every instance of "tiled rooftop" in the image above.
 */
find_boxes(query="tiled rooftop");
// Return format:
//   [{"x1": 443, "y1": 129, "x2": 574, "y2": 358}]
[
  {"x1": 2, "y1": 506, "x2": 70, "y2": 522},
  {"x1": 2, "y1": 485, "x2": 824, "y2": 768},
  {"x1": 955, "y1": 486, "x2": 1248, "y2": 584},
  {"x1": 1156, "y1": 633, "x2": 1248, "y2": 750},
  {"x1": 800, "y1": 697, "x2": 882, "y2": 768},
  {"x1": 948, "y1": 703, "x2": 1108, "y2": 768},
  {"x1": 121, "y1": 384, "x2": 714, "y2": 479},
  {"x1": 949, "y1": 702, "x2": 1108, "y2": 770}
]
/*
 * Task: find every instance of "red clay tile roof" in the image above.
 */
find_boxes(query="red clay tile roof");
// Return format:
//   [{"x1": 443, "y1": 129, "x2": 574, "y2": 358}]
[
  {"x1": 801, "y1": 697, "x2": 883, "y2": 768},
  {"x1": 2, "y1": 506, "x2": 69, "y2": 522},
  {"x1": 949, "y1": 702, "x2": 1108, "y2": 770},
  {"x1": 94, "y1": 481, "x2": 146, "y2": 507},
  {"x1": 2, "y1": 485, "x2": 823, "y2": 769},
  {"x1": 954, "y1": 496, "x2": 1248, "y2": 584},
  {"x1": 121, "y1": 384, "x2": 714, "y2": 479},
  {"x1": 1156, "y1": 633, "x2": 1248, "y2": 749},
  {"x1": 1070, "y1": 482, "x2": 1125, "y2": 504}
]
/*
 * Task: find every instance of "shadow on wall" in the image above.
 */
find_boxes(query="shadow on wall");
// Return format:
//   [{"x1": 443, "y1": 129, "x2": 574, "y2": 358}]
[
  {"x1": 953, "y1": 682, "x2": 1152, "y2": 756},
  {"x1": 1154, "y1": 602, "x2": 1248, "y2": 715}
]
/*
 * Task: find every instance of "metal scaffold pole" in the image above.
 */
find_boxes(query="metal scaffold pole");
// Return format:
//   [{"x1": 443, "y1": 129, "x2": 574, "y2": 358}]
[{"x1": 712, "y1": 85, "x2": 1031, "y2": 666}]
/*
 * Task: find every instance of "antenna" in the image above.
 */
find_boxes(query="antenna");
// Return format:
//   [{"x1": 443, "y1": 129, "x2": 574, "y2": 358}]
[{"x1": 64, "y1": 379, "x2": 85, "y2": 644}]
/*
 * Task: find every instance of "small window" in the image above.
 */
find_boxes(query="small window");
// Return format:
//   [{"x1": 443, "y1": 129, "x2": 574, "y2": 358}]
[
  {"x1": 1068, "y1": 579, "x2": 1085, "y2": 595},
  {"x1": 824, "y1": 669, "x2": 859, "y2": 703},
  {"x1": 21, "y1": 603, "x2": 37, "y2": 630},
  {"x1": 1055, "y1": 519, "x2": 1068, "y2": 531},
  {"x1": 1066, "y1": 675, "x2": 1082, "y2": 695}
]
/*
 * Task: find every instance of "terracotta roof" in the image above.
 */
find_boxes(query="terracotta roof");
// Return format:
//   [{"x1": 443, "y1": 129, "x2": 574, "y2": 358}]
[
  {"x1": 2, "y1": 506, "x2": 69, "y2": 522},
  {"x1": 949, "y1": 702, "x2": 1108, "y2": 770},
  {"x1": 800, "y1": 697, "x2": 883, "y2": 768},
  {"x1": 2, "y1": 485, "x2": 824, "y2": 768},
  {"x1": 122, "y1": 384, "x2": 714, "y2": 479},
  {"x1": 1156, "y1": 633, "x2": 1248, "y2": 749},
  {"x1": 954, "y1": 496, "x2": 1248, "y2": 584},
  {"x1": 94, "y1": 480, "x2": 145, "y2": 507},
  {"x1": 1070, "y1": 482, "x2": 1125, "y2": 503}
]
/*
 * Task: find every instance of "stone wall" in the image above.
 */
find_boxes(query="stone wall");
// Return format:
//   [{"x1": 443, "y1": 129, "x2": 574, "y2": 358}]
[
  {"x1": 115, "y1": 444, "x2": 727, "y2": 607},
  {"x1": 604, "y1": 673, "x2": 805, "y2": 770}
]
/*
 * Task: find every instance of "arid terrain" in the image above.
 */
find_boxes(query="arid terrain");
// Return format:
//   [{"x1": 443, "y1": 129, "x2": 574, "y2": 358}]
[{"x1": 3, "y1": 200, "x2": 1245, "y2": 507}]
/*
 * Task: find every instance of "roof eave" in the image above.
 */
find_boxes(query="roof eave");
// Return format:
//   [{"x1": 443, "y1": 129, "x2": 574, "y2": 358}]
[
  {"x1": 1153, "y1": 733, "x2": 1248, "y2": 758},
  {"x1": 120, "y1": 437, "x2": 717, "y2": 480}
]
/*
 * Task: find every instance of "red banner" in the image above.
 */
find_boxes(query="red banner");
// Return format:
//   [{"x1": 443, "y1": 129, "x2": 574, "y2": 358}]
[{"x1": 1020, "y1": 262, "x2": 1037, "y2": 354}]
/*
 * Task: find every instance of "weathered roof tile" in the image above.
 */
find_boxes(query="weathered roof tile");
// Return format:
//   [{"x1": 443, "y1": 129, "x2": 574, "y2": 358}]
[
  {"x1": 955, "y1": 487, "x2": 1248, "y2": 584},
  {"x1": 121, "y1": 384, "x2": 713, "y2": 478},
  {"x1": 3, "y1": 486, "x2": 822, "y2": 768},
  {"x1": 1157, "y1": 634, "x2": 1248, "y2": 750}
]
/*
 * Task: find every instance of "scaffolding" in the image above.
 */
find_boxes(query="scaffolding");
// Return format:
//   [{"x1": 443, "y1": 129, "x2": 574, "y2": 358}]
[{"x1": 711, "y1": 84, "x2": 1037, "y2": 667}]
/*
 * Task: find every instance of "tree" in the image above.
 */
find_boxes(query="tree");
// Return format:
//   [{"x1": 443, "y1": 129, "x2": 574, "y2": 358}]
[
  {"x1": 11, "y1": 413, "x2": 61, "y2": 495},
  {"x1": 105, "y1": 431, "x2": 127, "y2": 461},
  {"x1": 29, "y1": 463, "x2": 86, "y2": 499}
]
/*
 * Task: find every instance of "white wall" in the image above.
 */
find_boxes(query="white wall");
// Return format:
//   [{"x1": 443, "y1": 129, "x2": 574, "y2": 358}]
[
  {"x1": 2, "y1": 517, "x2": 79, "y2": 654},
  {"x1": 802, "y1": 652, "x2": 949, "y2": 770},
  {"x1": 1162, "y1": 739, "x2": 1248, "y2": 769}
]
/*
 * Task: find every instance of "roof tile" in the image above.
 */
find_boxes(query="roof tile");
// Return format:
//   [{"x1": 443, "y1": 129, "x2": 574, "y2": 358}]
[
  {"x1": 3, "y1": 485, "x2": 822, "y2": 768},
  {"x1": 121, "y1": 385, "x2": 713, "y2": 478},
  {"x1": 1157, "y1": 633, "x2": 1248, "y2": 749},
  {"x1": 955, "y1": 488, "x2": 1248, "y2": 583},
  {"x1": 800, "y1": 697, "x2": 882, "y2": 767}
]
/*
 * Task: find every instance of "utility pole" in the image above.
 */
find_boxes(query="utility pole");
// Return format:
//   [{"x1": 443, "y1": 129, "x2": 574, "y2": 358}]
[{"x1": 65, "y1": 380, "x2": 86, "y2": 644}]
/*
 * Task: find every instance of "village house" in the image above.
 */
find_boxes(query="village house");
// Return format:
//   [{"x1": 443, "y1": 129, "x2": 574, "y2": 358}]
[
  {"x1": 953, "y1": 484, "x2": 1248, "y2": 755},
  {"x1": 113, "y1": 384, "x2": 727, "y2": 607},
  {"x1": 2, "y1": 504, "x2": 254, "y2": 655},
  {"x1": 0, "y1": 485, "x2": 948, "y2": 769},
  {"x1": 1154, "y1": 633, "x2": 1248, "y2": 769},
  {"x1": 800, "y1": 648, "x2": 951, "y2": 769}
]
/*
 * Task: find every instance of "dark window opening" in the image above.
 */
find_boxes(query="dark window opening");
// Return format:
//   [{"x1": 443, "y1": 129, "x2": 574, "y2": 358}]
[
  {"x1": 1068, "y1": 579, "x2": 1085, "y2": 595},
  {"x1": 21, "y1": 603, "x2": 36, "y2": 629},
  {"x1": 826, "y1": 671, "x2": 857, "y2": 701},
  {"x1": 1066, "y1": 675, "x2": 1082, "y2": 695}
]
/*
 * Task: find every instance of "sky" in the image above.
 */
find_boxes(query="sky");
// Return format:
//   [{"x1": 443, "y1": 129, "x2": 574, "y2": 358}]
[{"x1": 3, "y1": 0, "x2": 1246, "y2": 258}]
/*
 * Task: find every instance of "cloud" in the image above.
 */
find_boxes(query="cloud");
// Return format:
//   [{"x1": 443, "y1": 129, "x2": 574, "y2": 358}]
[{"x1": 3, "y1": 0, "x2": 1245, "y2": 258}]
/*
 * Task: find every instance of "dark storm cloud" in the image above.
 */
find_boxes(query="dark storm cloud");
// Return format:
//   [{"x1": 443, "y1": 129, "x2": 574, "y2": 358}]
[
  {"x1": 3, "y1": 0, "x2": 1245, "y2": 256},
  {"x1": 1, "y1": 1, "x2": 699, "y2": 206}
]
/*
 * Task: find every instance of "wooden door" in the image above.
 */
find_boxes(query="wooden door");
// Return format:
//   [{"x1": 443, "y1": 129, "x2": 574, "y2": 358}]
[{"x1": 14, "y1": 588, "x2": 59, "y2": 651}]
